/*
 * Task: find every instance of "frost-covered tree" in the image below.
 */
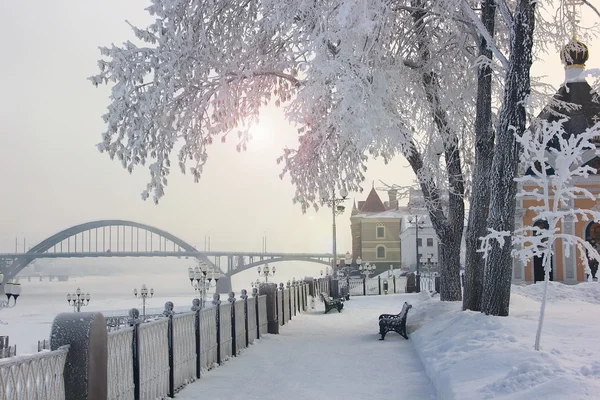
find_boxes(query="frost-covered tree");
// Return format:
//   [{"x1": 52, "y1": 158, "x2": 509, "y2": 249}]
[
  {"x1": 481, "y1": 118, "x2": 600, "y2": 349},
  {"x1": 89, "y1": 0, "x2": 596, "y2": 306},
  {"x1": 91, "y1": 0, "x2": 488, "y2": 301}
]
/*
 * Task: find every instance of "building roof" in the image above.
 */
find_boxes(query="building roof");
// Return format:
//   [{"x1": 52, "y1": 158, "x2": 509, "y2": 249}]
[{"x1": 359, "y1": 187, "x2": 387, "y2": 213}]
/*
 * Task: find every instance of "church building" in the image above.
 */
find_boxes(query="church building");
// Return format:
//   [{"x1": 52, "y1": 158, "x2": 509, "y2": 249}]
[{"x1": 513, "y1": 38, "x2": 600, "y2": 284}]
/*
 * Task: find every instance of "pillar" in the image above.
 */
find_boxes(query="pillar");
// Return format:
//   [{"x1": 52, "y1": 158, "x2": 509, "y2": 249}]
[
  {"x1": 259, "y1": 283, "x2": 279, "y2": 334},
  {"x1": 51, "y1": 312, "x2": 107, "y2": 400}
]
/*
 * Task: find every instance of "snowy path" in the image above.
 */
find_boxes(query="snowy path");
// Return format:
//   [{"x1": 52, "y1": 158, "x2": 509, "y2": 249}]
[{"x1": 178, "y1": 294, "x2": 436, "y2": 400}]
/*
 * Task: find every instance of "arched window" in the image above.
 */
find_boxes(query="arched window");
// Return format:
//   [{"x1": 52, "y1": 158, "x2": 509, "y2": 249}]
[{"x1": 376, "y1": 246, "x2": 386, "y2": 259}]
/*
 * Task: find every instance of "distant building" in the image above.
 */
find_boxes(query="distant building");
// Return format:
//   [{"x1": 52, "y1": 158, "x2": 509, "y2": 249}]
[
  {"x1": 350, "y1": 186, "x2": 466, "y2": 276},
  {"x1": 350, "y1": 186, "x2": 403, "y2": 276}
]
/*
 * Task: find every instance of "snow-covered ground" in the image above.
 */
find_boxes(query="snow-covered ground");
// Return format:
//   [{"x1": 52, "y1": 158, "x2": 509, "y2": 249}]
[
  {"x1": 177, "y1": 282, "x2": 599, "y2": 400},
  {"x1": 178, "y1": 293, "x2": 436, "y2": 400},
  {"x1": 410, "y1": 282, "x2": 600, "y2": 399},
  {"x1": 3, "y1": 270, "x2": 599, "y2": 399}
]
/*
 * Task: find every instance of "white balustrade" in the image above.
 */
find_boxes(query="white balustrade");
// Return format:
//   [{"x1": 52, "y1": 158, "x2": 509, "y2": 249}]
[
  {"x1": 258, "y1": 295, "x2": 268, "y2": 335},
  {"x1": 139, "y1": 319, "x2": 169, "y2": 400},
  {"x1": 172, "y1": 313, "x2": 197, "y2": 391},
  {"x1": 199, "y1": 307, "x2": 217, "y2": 372},
  {"x1": 234, "y1": 301, "x2": 246, "y2": 353},
  {"x1": 108, "y1": 327, "x2": 135, "y2": 400},
  {"x1": 219, "y1": 304, "x2": 233, "y2": 362},
  {"x1": 246, "y1": 297, "x2": 257, "y2": 345},
  {"x1": 283, "y1": 289, "x2": 291, "y2": 323},
  {"x1": 0, "y1": 345, "x2": 69, "y2": 400}
]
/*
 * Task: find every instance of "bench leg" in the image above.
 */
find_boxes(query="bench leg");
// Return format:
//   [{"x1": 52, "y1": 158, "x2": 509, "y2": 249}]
[{"x1": 379, "y1": 325, "x2": 387, "y2": 340}]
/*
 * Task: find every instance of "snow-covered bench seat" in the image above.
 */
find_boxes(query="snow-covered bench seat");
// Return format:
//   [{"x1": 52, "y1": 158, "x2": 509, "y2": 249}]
[
  {"x1": 319, "y1": 292, "x2": 344, "y2": 314},
  {"x1": 378, "y1": 302, "x2": 412, "y2": 340}
]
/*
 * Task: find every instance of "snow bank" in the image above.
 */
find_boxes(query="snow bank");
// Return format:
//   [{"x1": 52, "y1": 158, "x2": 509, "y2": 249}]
[{"x1": 409, "y1": 283, "x2": 600, "y2": 400}]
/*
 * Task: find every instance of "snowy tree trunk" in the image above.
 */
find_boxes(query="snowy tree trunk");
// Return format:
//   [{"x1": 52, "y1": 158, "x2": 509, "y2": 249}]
[
  {"x1": 481, "y1": 0, "x2": 536, "y2": 317},
  {"x1": 439, "y1": 229, "x2": 463, "y2": 301},
  {"x1": 534, "y1": 250, "x2": 552, "y2": 350},
  {"x1": 463, "y1": 0, "x2": 496, "y2": 312}
]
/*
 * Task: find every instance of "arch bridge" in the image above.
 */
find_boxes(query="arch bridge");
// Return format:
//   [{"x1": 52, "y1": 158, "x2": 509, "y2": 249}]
[{"x1": 0, "y1": 220, "x2": 339, "y2": 292}]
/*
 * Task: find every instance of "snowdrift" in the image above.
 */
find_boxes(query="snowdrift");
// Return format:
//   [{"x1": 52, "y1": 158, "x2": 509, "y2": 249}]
[{"x1": 409, "y1": 283, "x2": 600, "y2": 400}]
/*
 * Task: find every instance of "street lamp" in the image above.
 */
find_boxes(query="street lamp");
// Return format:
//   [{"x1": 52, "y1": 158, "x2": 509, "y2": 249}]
[
  {"x1": 323, "y1": 188, "x2": 349, "y2": 270},
  {"x1": 359, "y1": 262, "x2": 376, "y2": 279},
  {"x1": 251, "y1": 279, "x2": 261, "y2": 288},
  {"x1": 67, "y1": 288, "x2": 90, "y2": 312},
  {"x1": 258, "y1": 265, "x2": 275, "y2": 283},
  {"x1": 0, "y1": 273, "x2": 21, "y2": 311},
  {"x1": 320, "y1": 267, "x2": 331, "y2": 277},
  {"x1": 407, "y1": 215, "x2": 427, "y2": 293},
  {"x1": 188, "y1": 263, "x2": 219, "y2": 309},
  {"x1": 134, "y1": 284, "x2": 154, "y2": 319}
]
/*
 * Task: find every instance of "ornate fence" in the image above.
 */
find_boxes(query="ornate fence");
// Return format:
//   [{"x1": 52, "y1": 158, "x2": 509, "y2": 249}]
[
  {"x1": 199, "y1": 307, "x2": 218, "y2": 372},
  {"x1": 246, "y1": 296, "x2": 258, "y2": 345},
  {"x1": 346, "y1": 276, "x2": 407, "y2": 296},
  {"x1": 219, "y1": 303, "x2": 233, "y2": 362},
  {"x1": 139, "y1": 319, "x2": 170, "y2": 400},
  {"x1": 0, "y1": 345, "x2": 69, "y2": 400},
  {"x1": 234, "y1": 301, "x2": 246, "y2": 353},
  {"x1": 172, "y1": 313, "x2": 197, "y2": 391},
  {"x1": 258, "y1": 295, "x2": 268, "y2": 336},
  {"x1": 0, "y1": 283, "x2": 310, "y2": 399},
  {"x1": 108, "y1": 327, "x2": 135, "y2": 400}
]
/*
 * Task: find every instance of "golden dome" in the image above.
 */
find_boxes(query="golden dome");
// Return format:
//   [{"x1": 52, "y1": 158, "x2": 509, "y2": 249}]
[{"x1": 560, "y1": 38, "x2": 589, "y2": 68}]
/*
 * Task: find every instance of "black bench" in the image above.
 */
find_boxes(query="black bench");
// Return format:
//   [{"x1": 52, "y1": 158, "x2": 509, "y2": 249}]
[
  {"x1": 378, "y1": 302, "x2": 412, "y2": 340},
  {"x1": 319, "y1": 292, "x2": 344, "y2": 314}
]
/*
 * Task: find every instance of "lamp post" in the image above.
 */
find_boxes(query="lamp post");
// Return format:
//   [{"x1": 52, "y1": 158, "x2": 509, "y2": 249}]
[
  {"x1": 258, "y1": 265, "x2": 275, "y2": 283},
  {"x1": 359, "y1": 262, "x2": 376, "y2": 279},
  {"x1": 0, "y1": 273, "x2": 21, "y2": 312},
  {"x1": 324, "y1": 188, "x2": 349, "y2": 270},
  {"x1": 407, "y1": 215, "x2": 426, "y2": 293},
  {"x1": 134, "y1": 284, "x2": 154, "y2": 319},
  {"x1": 67, "y1": 288, "x2": 90, "y2": 312},
  {"x1": 189, "y1": 263, "x2": 218, "y2": 309},
  {"x1": 320, "y1": 267, "x2": 331, "y2": 277}
]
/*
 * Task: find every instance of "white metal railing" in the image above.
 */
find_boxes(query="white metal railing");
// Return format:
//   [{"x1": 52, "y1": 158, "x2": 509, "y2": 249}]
[
  {"x1": 276, "y1": 291, "x2": 283, "y2": 326},
  {"x1": 219, "y1": 304, "x2": 232, "y2": 362},
  {"x1": 107, "y1": 327, "x2": 135, "y2": 400},
  {"x1": 258, "y1": 295, "x2": 268, "y2": 335},
  {"x1": 0, "y1": 345, "x2": 69, "y2": 400},
  {"x1": 138, "y1": 319, "x2": 169, "y2": 400},
  {"x1": 172, "y1": 313, "x2": 197, "y2": 391},
  {"x1": 199, "y1": 307, "x2": 217, "y2": 372},
  {"x1": 234, "y1": 301, "x2": 246, "y2": 353},
  {"x1": 246, "y1": 297, "x2": 257, "y2": 345},
  {"x1": 283, "y1": 289, "x2": 290, "y2": 323}
]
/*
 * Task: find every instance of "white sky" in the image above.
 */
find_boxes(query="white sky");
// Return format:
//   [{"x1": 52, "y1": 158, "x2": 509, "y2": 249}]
[{"x1": 0, "y1": 0, "x2": 598, "y2": 258}]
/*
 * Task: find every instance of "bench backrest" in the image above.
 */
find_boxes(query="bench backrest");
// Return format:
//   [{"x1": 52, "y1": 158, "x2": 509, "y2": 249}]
[{"x1": 399, "y1": 302, "x2": 412, "y2": 318}]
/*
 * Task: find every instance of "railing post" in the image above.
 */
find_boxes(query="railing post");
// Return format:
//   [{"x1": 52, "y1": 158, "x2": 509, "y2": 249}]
[
  {"x1": 127, "y1": 308, "x2": 142, "y2": 400},
  {"x1": 191, "y1": 298, "x2": 202, "y2": 379},
  {"x1": 241, "y1": 289, "x2": 249, "y2": 347},
  {"x1": 228, "y1": 292, "x2": 236, "y2": 356},
  {"x1": 259, "y1": 283, "x2": 279, "y2": 334},
  {"x1": 212, "y1": 294, "x2": 222, "y2": 364},
  {"x1": 50, "y1": 312, "x2": 107, "y2": 400},
  {"x1": 393, "y1": 275, "x2": 397, "y2": 293},
  {"x1": 378, "y1": 276, "x2": 382, "y2": 295},
  {"x1": 163, "y1": 301, "x2": 175, "y2": 398},
  {"x1": 252, "y1": 288, "x2": 260, "y2": 339}
]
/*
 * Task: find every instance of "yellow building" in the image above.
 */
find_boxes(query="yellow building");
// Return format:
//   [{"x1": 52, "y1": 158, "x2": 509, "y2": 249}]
[
  {"x1": 514, "y1": 39, "x2": 600, "y2": 284},
  {"x1": 350, "y1": 187, "x2": 404, "y2": 275}
]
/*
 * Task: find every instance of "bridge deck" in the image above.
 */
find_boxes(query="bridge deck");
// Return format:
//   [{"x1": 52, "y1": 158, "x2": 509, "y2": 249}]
[{"x1": 177, "y1": 294, "x2": 435, "y2": 400}]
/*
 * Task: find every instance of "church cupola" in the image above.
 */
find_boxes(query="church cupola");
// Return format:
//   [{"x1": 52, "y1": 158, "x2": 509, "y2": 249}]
[{"x1": 561, "y1": 38, "x2": 589, "y2": 81}]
